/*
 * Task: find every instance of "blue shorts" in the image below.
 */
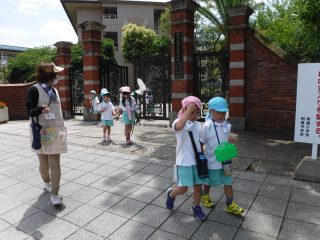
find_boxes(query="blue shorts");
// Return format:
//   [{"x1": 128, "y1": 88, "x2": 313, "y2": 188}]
[
  {"x1": 101, "y1": 120, "x2": 114, "y2": 126},
  {"x1": 177, "y1": 166, "x2": 208, "y2": 187},
  {"x1": 123, "y1": 111, "x2": 135, "y2": 125},
  {"x1": 207, "y1": 169, "x2": 232, "y2": 186}
]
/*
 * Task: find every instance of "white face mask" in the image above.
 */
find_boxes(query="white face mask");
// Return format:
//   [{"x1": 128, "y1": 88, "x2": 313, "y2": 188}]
[{"x1": 53, "y1": 77, "x2": 59, "y2": 85}]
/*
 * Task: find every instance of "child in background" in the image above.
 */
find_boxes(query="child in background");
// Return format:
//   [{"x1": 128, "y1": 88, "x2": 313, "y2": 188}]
[
  {"x1": 166, "y1": 96, "x2": 207, "y2": 221},
  {"x1": 115, "y1": 86, "x2": 136, "y2": 145},
  {"x1": 98, "y1": 89, "x2": 115, "y2": 143},
  {"x1": 90, "y1": 90, "x2": 100, "y2": 123},
  {"x1": 199, "y1": 96, "x2": 244, "y2": 215}
]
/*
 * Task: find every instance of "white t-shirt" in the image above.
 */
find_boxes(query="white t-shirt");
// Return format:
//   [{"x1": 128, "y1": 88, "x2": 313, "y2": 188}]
[
  {"x1": 119, "y1": 97, "x2": 136, "y2": 111},
  {"x1": 98, "y1": 101, "x2": 115, "y2": 120},
  {"x1": 200, "y1": 119, "x2": 231, "y2": 169},
  {"x1": 173, "y1": 119, "x2": 201, "y2": 166}
]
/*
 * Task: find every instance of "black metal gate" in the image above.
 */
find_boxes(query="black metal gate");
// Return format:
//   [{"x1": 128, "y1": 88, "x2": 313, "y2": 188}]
[
  {"x1": 133, "y1": 54, "x2": 171, "y2": 120},
  {"x1": 100, "y1": 59, "x2": 128, "y2": 104},
  {"x1": 70, "y1": 67, "x2": 84, "y2": 115},
  {"x1": 194, "y1": 51, "x2": 228, "y2": 119}
]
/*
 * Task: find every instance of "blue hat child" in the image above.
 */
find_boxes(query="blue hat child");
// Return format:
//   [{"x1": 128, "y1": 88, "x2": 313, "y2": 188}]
[
  {"x1": 205, "y1": 96, "x2": 229, "y2": 120},
  {"x1": 100, "y1": 88, "x2": 111, "y2": 97}
]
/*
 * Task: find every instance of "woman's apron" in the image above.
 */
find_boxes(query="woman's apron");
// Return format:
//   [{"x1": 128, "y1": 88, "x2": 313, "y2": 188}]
[{"x1": 30, "y1": 83, "x2": 67, "y2": 154}]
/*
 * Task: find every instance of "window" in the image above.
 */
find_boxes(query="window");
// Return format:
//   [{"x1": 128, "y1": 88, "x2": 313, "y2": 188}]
[
  {"x1": 103, "y1": 7, "x2": 117, "y2": 19},
  {"x1": 154, "y1": 9, "x2": 164, "y2": 35},
  {"x1": 103, "y1": 32, "x2": 118, "y2": 51}
]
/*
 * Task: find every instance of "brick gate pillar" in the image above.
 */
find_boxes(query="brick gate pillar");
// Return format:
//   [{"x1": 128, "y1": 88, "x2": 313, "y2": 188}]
[
  {"x1": 54, "y1": 41, "x2": 73, "y2": 119},
  {"x1": 227, "y1": 6, "x2": 253, "y2": 130},
  {"x1": 169, "y1": 0, "x2": 200, "y2": 125},
  {"x1": 78, "y1": 21, "x2": 105, "y2": 121}
]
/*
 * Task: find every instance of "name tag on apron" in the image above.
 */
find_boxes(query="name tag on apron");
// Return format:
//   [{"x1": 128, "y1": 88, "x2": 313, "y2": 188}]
[{"x1": 44, "y1": 112, "x2": 55, "y2": 120}]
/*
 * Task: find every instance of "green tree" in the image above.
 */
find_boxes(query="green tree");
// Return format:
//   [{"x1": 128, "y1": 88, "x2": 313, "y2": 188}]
[
  {"x1": 197, "y1": 0, "x2": 255, "y2": 49},
  {"x1": 160, "y1": 7, "x2": 171, "y2": 36},
  {"x1": 251, "y1": 0, "x2": 320, "y2": 62},
  {"x1": 6, "y1": 46, "x2": 56, "y2": 83},
  {"x1": 101, "y1": 38, "x2": 118, "y2": 64},
  {"x1": 71, "y1": 42, "x2": 83, "y2": 70},
  {"x1": 121, "y1": 23, "x2": 170, "y2": 62}
]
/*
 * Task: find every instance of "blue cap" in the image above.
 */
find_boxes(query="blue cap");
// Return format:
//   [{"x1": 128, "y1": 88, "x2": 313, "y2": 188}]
[
  {"x1": 208, "y1": 97, "x2": 228, "y2": 112},
  {"x1": 100, "y1": 88, "x2": 110, "y2": 96}
]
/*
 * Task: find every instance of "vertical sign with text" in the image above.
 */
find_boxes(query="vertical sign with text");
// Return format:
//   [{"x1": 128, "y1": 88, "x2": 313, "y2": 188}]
[
  {"x1": 174, "y1": 32, "x2": 183, "y2": 79},
  {"x1": 294, "y1": 63, "x2": 320, "y2": 144}
]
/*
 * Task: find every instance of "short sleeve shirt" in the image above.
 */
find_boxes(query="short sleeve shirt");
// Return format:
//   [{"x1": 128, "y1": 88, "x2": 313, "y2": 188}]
[
  {"x1": 119, "y1": 97, "x2": 136, "y2": 111},
  {"x1": 200, "y1": 119, "x2": 231, "y2": 169},
  {"x1": 173, "y1": 119, "x2": 201, "y2": 166},
  {"x1": 98, "y1": 101, "x2": 115, "y2": 120}
]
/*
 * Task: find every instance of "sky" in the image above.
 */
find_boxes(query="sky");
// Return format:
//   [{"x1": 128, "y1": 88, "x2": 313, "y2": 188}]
[{"x1": 0, "y1": 0, "x2": 78, "y2": 48}]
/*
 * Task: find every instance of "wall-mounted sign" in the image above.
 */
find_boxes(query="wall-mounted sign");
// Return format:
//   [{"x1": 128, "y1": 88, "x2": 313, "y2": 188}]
[
  {"x1": 174, "y1": 32, "x2": 183, "y2": 79},
  {"x1": 294, "y1": 63, "x2": 320, "y2": 144}
]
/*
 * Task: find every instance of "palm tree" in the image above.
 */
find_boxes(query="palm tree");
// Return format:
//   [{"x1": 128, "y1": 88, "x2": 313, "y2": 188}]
[{"x1": 197, "y1": 0, "x2": 255, "y2": 48}]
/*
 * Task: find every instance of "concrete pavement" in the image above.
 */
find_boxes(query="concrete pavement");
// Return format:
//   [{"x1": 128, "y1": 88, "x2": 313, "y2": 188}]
[{"x1": 0, "y1": 119, "x2": 319, "y2": 239}]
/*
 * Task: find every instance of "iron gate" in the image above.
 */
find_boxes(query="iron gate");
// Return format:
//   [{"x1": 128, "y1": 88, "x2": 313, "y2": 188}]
[
  {"x1": 100, "y1": 59, "x2": 128, "y2": 104},
  {"x1": 133, "y1": 54, "x2": 171, "y2": 120},
  {"x1": 194, "y1": 51, "x2": 228, "y2": 119},
  {"x1": 70, "y1": 67, "x2": 84, "y2": 115}
]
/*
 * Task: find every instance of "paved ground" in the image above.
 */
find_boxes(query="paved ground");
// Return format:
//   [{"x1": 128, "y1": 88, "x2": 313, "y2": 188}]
[{"x1": 0, "y1": 119, "x2": 319, "y2": 240}]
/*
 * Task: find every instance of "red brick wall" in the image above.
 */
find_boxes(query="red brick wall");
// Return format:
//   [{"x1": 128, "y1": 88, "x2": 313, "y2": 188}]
[
  {"x1": 0, "y1": 82, "x2": 34, "y2": 120},
  {"x1": 245, "y1": 30, "x2": 297, "y2": 132}
]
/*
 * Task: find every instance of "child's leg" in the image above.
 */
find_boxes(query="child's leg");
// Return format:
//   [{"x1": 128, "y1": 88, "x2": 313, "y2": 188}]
[
  {"x1": 170, "y1": 186, "x2": 188, "y2": 198},
  {"x1": 102, "y1": 126, "x2": 107, "y2": 141},
  {"x1": 224, "y1": 185, "x2": 244, "y2": 215},
  {"x1": 193, "y1": 185, "x2": 202, "y2": 206},
  {"x1": 192, "y1": 184, "x2": 206, "y2": 220},
  {"x1": 203, "y1": 184, "x2": 210, "y2": 194},
  {"x1": 125, "y1": 124, "x2": 132, "y2": 143},
  {"x1": 106, "y1": 126, "x2": 111, "y2": 141},
  {"x1": 224, "y1": 185, "x2": 233, "y2": 203},
  {"x1": 166, "y1": 186, "x2": 188, "y2": 210}
]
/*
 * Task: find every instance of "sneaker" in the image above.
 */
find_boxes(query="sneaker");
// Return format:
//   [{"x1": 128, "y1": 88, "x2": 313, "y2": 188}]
[
  {"x1": 50, "y1": 195, "x2": 62, "y2": 206},
  {"x1": 106, "y1": 137, "x2": 111, "y2": 142},
  {"x1": 165, "y1": 188, "x2": 175, "y2": 210},
  {"x1": 126, "y1": 140, "x2": 132, "y2": 145},
  {"x1": 100, "y1": 139, "x2": 106, "y2": 144},
  {"x1": 44, "y1": 182, "x2": 52, "y2": 192},
  {"x1": 192, "y1": 205, "x2": 206, "y2": 221},
  {"x1": 226, "y1": 201, "x2": 244, "y2": 215},
  {"x1": 201, "y1": 193, "x2": 215, "y2": 208}
]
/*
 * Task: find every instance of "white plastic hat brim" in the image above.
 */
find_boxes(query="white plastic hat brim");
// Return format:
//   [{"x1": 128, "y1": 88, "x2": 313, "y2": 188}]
[{"x1": 51, "y1": 62, "x2": 64, "y2": 73}]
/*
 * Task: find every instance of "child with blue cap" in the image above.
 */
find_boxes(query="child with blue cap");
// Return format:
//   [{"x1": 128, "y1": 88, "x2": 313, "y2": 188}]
[
  {"x1": 98, "y1": 89, "x2": 115, "y2": 143},
  {"x1": 199, "y1": 96, "x2": 244, "y2": 215}
]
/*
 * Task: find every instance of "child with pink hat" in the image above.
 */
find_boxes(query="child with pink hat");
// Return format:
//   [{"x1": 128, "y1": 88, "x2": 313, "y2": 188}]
[
  {"x1": 165, "y1": 96, "x2": 207, "y2": 221},
  {"x1": 115, "y1": 86, "x2": 136, "y2": 145}
]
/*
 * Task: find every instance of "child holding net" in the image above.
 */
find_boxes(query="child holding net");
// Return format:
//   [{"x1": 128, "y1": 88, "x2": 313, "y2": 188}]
[{"x1": 199, "y1": 96, "x2": 244, "y2": 215}]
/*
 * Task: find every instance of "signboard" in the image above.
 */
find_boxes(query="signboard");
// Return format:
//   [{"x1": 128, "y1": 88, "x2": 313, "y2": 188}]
[
  {"x1": 174, "y1": 32, "x2": 183, "y2": 79},
  {"x1": 294, "y1": 63, "x2": 320, "y2": 144}
]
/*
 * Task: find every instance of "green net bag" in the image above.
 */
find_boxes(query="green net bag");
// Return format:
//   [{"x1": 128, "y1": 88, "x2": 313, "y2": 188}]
[{"x1": 214, "y1": 142, "x2": 238, "y2": 163}]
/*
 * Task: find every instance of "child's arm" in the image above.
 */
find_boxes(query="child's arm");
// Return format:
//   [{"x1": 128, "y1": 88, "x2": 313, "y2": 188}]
[
  {"x1": 98, "y1": 103, "x2": 106, "y2": 113},
  {"x1": 175, "y1": 103, "x2": 198, "y2": 131}
]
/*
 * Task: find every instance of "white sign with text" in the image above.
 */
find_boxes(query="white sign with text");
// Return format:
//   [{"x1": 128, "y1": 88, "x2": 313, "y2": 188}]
[{"x1": 294, "y1": 63, "x2": 320, "y2": 144}]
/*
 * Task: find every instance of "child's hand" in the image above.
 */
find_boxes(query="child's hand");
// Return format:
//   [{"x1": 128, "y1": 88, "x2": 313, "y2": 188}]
[
  {"x1": 184, "y1": 103, "x2": 198, "y2": 115},
  {"x1": 229, "y1": 133, "x2": 239, "y2": 143}
]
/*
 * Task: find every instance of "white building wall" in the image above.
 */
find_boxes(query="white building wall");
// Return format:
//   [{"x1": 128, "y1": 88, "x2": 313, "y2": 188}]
[{"x1": 75, "y1": 2, "x2": 166, "y2": 87}]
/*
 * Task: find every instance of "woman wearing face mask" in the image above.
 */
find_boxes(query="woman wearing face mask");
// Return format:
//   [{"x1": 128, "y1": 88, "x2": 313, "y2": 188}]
[{"x1": 26, "y1": 62, "x2": 67, "y2": 206}]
